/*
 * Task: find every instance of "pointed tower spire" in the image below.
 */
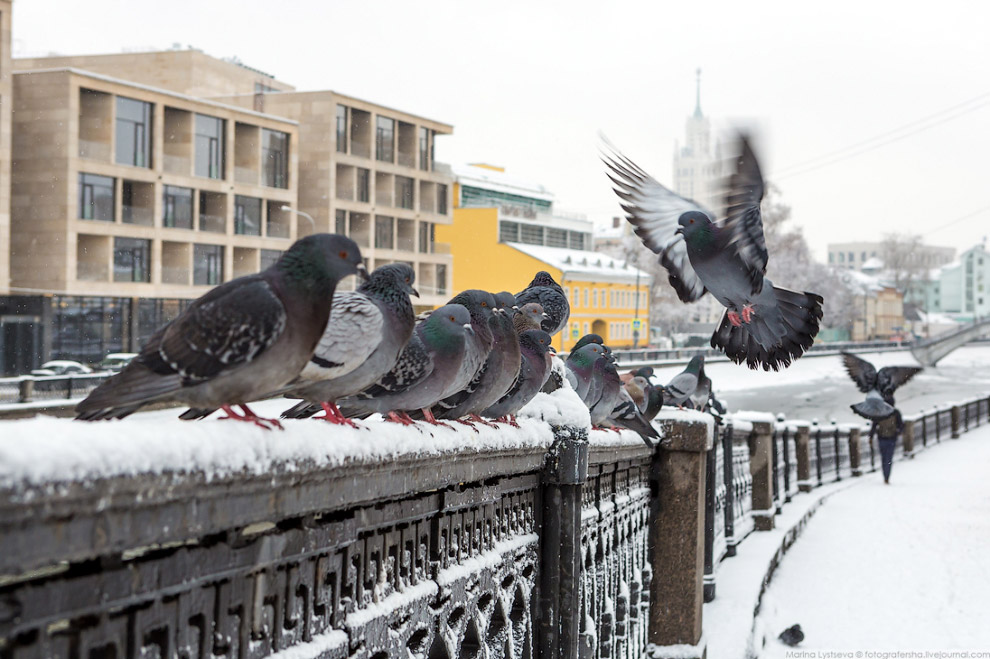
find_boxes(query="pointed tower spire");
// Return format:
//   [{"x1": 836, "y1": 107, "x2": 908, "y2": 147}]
[{"x1": 693, "y1": 68, "x2": 703, "y2": 118}]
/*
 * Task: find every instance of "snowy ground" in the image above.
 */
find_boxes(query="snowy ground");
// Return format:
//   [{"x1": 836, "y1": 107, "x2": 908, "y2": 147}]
[
  {"x1": 712, "y1": 424, "x2": 990, "y2": 658},
  {"x1": 648, "y1": 344, "x2": 990, "y2": 423}
]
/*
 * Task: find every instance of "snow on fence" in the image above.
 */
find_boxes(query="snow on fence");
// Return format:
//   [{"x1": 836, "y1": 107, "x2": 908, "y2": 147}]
[{"x1": 701, "y1": 394, "x2": 990, "y2": 606}]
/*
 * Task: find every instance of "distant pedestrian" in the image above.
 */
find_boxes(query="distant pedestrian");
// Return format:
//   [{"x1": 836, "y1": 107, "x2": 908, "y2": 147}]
[{"x1": 870, "y1": 407, "x2": 904, "y2": 484}]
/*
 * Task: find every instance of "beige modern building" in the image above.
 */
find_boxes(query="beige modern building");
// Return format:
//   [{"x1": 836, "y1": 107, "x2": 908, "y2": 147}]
[
  {"x1": 827, "y1": 240, "x2": 955, "y2": 272},
  {"x1": 213, "y1": 89, "x2": 454, "y2": 302}
]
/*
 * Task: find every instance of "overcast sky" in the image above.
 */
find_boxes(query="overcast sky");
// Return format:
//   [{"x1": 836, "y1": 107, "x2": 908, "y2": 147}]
[{"x1": 13, "y1": 1, "x2": 990, "y2": 260}]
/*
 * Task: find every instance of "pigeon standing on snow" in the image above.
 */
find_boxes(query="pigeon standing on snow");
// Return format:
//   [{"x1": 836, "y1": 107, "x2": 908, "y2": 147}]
[
  {"x1": 335, "y1": 304, "x2": 473, "y2": 425},
  {"x1": 277, "y1": 263, "x2": 419, "y2": 423},
  {"x1": 75, "y1": 234, "x2": 366, "y2": 427},
  {"x1": 841, "y1": 352, "x2": 922, "y2": 420},
  {"x1": 565, "y1": 343, "x2": 607, "y2": 403},
  {"x1": 688, "y1": 359, "x2": 714, "y2": 411},
  {"x1": 482, "y1": 329, "x2": 554, "y2": 422},
  {"x1": 607, "y1": 374, "x2": 660, "y2": 448},
  {"x1": 516, "y1": 271, "x2": 570, "y2": 336},
  {"x1": 603, "y1": 134, "x2": 823, "y2": 371},
  {"x1": 662, "y1": 355, "x2": 703, "y2": 408}
]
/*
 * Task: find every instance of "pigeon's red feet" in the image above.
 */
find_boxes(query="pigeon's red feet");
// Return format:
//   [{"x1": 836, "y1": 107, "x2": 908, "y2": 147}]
[
  {"x1": 741, "y1": 304, "x2": 755, "y2": 324},
  {"x1": 468, "y1": 413, "x2": 499, "y2": 428},
  {"x1": 727, "y1": 310, "x2": 742, "y2": 327},
  {"x1": 314, "y1": 402, "x2": 362, "y2": 429},
  {"x1": 219, "y1": 404, "x2": 284, "y2": 430},
  {"x1": 497, "y1": 415, "x2": 521, "y2": 428},
  {"x1": 422, "y1": 408, "x2": 456, "y2": 430},
  {"x1": 453, "y1": 418, "x2": 481, "y2": 433},
  {"x1": 385, "y1": 411, "x2": 417, "y2": 425}
]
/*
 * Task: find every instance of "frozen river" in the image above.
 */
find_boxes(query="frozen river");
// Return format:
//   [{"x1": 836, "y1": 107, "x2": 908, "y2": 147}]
[{"x1": 646, "y1": 343, "x2": 990, "y2": 423}]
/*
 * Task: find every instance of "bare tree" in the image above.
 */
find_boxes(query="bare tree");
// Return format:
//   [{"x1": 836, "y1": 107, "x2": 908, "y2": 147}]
[{"x1": 880, "y1": 233, "x2": 927, "y2": 294}]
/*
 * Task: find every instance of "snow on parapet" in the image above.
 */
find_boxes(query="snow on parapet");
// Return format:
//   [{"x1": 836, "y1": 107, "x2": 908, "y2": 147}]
[
  {"x1": 654, "y1": 408, "x2": 715, "y2": 433},
  {"x1": 729, "y1": 410, "x2": 779, "y2": 425},
  {"x1": 517, "y1": 365, "x2": 591, "y2": 428}
]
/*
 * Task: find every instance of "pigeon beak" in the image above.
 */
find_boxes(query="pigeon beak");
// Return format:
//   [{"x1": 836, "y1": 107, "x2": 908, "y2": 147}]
[
  {"x1": 675, "y1": 227, "x2": 684, "y2": 236},
  {"x1": 411, "y1": 287, "x2": 420, "y2": 298},
  {"x1": 355, "y1": 263, "x2": 370, "y2": 280},
  {"x1": 463, "y1": 323, "x2": 474, "y2": 334},
  {"x1": 512, "y1": 305, "x2": 519, "y2": 311},
  {"x1": 541, "y1": 312, "x2": 550, "y2": 320},
  {"x1": 549, "y1": 346, "x2": 557, "y2": 355}
]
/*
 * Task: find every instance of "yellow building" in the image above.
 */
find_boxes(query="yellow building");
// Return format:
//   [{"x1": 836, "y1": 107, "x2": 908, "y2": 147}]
[{"x1": 436, "y1": 165, "x2": 651, "y2": 351}]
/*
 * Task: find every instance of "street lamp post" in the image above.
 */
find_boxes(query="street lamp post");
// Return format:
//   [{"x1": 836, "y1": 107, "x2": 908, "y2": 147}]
[{"x1": 280, "y1": 205, "x2": 316, "y2": 236}]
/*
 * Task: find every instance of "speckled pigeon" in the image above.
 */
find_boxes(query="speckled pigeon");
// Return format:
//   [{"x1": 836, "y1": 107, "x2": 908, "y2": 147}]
[
  {"x1": 841, "y1": 352, "x2": 922, "y2": 420},
  {"x1": 516, "y1": 271, "x2": 570, "y2": 336},
  {"x1": 435, "y1": 292, "x2": 521, "y2": 423},
  {"x1": 482, "y1": 329, "x2": 554, "y2": 422},
  {"x1": 75, "y1": 234, "x2": 366, "y2": 427},
  {"x1": 335, "y1": 304, "x2": 473, "y2": 424},
  {"x1": 277, "y1": 263, "x2": 419, "y2": 423},
  {"x1": 662, "y1": 355, "x2": 703, "y2": 408},
  {"x1": 603, "y1": 134, "x2": 823, "y2": 371}
]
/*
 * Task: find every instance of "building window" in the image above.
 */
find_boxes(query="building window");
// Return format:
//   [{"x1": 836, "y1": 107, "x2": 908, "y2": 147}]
[
  {"x1": 163, "y1": 185, "x2": 193, "y2": 229},
  {"x1": 520, "y1": 224, "x2": 543, "y2": 245},
  {"x1": 375, "y1": 116, "x2": 394, "y2": 162},
  {"x1": 113, "y1": 238, "x2": 150, "y2": 282},
  {"x1": 435, "y1": 264, "x2": 447, "y2": 296},
  {"x1": 194, "y1": 114, "x2": 225, "y2": 179},
  {"x1": 260, "y1": 249, "x2": 282, "y2": 271},
  {"x1": 547, "y1": 228, "x2": 568, "y2": 248},
  {"x1": 396, "y1": 176, "x2": 415, "y2": 210},
  {"x1": 335, "y1": 209, "x2": 348, "y2": 235},
  {"x1": 79, "y1": 173, "x2": 114, "y2": 221},
  {"x1": 235, "y1": 195, "x2": 262, "y2": 236},
  {"x1": 584, "y1": 289, "x2": 589, "y2": 308},
  {"x1": 839, "y1": 253, "x2": 845, "y2": 263},
  {"x1": 437, "y1": 184, "x2": 448, "y2": 215},
  {"x1": 116, "y1": 96, "x2": 152, "y2": 168},
  {"x1": 336, "y1": 105, "x2": 348, "y2": 153},
  {"x1": 357, "y1": 168, "x2": 370, "y2": 202},
  {"x1": 375, "y1": 215, "x2": 394, "y2": 249},
  {"x1": 418, "y1": 127, "x2": 431, "y2": 171},
  {"x1": 499, "y1": 221, "x2": 519, "y2": 243},
  {"x1": 829, "y1": 253, "x2": 834, "y2": 263},
  {"x1": 593, "y1": 289, "x2": 598, "y2": 307},
  {"x1": 194, "y1": 244, "x2": 224, "y2": 286},
  {"x1": 262, "y1": 129, "x2": 289, "y2": 188},
  {"x1": 568, "y1": 232, "x2": 586, "y2": 250},
  {"x1": 419, "y1": 222, "x2": 434, "y2": 253},
  {"x1": 848, "y1": 252, "x2": 854, "y2": 263}
]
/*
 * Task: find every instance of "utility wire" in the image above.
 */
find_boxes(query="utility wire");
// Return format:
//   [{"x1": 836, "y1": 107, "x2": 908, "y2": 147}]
[{"x1": 922, "y1": 205, "x2": 990, "y2": 237}]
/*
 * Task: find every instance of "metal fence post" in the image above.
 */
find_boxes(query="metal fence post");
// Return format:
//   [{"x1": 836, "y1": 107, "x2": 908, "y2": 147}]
[
  {"x1": 849, "y1": 427, "x2": 862, "y2": 476},
  {"x1": 748, "y1": 421, "x2": 775, "y2": 531},
  {"x1": 921, "y1": 414, "x2": 927, "y2": 447},
  {"x1": 722, "y1": 422, "x2": 736, "y2": 557},
  {"x1": 951, "y1": 405, "x2": 960, "y2": 439},
  {"x1": 772, "y1": 415, "x2": 783, "y2": 513},
  {"x1": 794, "y1": 423, "x2": 812, "y2": 493},
  {"x1": 813, "y1": 420, "x2": 823, "y2": 487},
  {"x1": 703, "y1": 423, "x2": 718, "y2": 603},
  {"x1": 935, "y1": 408, "x2": 941, "y2": 442},
  {"x1": 649, "y1": 417, "x2": 713, "y2": 657},
  {"x1": 539, "y1": 437, "x2": 589, "y2": 659},
  {"x1": 902, "y1": 420, "x2": 915, "y2": 459},
  {"x1": 831, "y1": 420, "x2": 842, "y2": 482},
  {"x1": 781, "y1": 420, "x2": 792, "y2": 502}
]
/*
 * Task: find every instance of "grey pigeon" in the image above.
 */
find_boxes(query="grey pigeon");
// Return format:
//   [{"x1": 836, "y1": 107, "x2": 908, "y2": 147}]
[
  {"x1": 439, "y1": 290, "x2": 497, "y2": 399},
  {"x1": 277, "y1": 264, "x2": 419, "y2": 423},
  {"x1": 608, "y1": 375, "x2": 660, "y2": 448},
  {"x1": 603, "y1": 134, "x2": 823, "y2": 371},
  {"x1": 76, "y1": 234, "x2": 366, "y2": 427},
  {"x1": 482, "y1": 329, "x2": 554, "y2": 422},
  {"x1": 436, "y1": 292, "x2": 521, "y2": 423},
  {"x1": 842, "y1": 351, "x2": 922, "y2": 420},
  {"x1": 663, "y1": 355, "x2": 703, "y2": 408},
  {"x1": 543, "y1": 331, "x2": 607, "y2": 395},
  {"x1": 642, "y1": 380, "x2": 665, "y2": 422},
  {"x1": 513, "y1": 302, "x2": 548, "y2": 334},
  {"x1": 564, "y1": 343, "x2": 607, "y2": 402},
  {"x1": 588, "y1": 359, "x2": 623, "y2": 427},
  {"x1": 336, "y1": 304, "x2": 472, "y2": 424},
  {"x1": 689, "y1": 360, "x2": 713, "y2": 411},
  {"x1": 516, "y1": 271, "x2": 570, "y2": 336}
]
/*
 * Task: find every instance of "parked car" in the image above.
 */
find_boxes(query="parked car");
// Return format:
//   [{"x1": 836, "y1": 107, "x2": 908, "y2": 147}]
[
  {"x1": 30, "y1": 360, "x2": 94, "y2": 377},
  {"x1": 99, "y1": 353, "x2": 138, "y2": 373}
]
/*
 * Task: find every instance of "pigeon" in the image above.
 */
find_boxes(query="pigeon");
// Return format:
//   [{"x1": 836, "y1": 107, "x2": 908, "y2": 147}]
[
  {"x1": 564, "y1": 343, "x2": 607, "y2": 402},
  {"x1": 435, "y1": 291, "x2": 521, "y2": 423},
  {"x1": 778, "y1": 624, "x2": 804, "y2": 647},
  {"x1": 276, "y1": 263, "x2": 419, "y2": 423},
  {"x1": 482, "y1": 329, "x2": 554, "y2": 422},
  {"x1": 624, "y1": 375, "x2": 651, "y2": 412},
  {"x1": 608, "y1": 375, "x2": 660, "y2": 448},
  {"x1": 642, "y1": 380, "x2": 665, "y2": 422},
  {"x1": 513, "y1": 302, "x2": 548, "y2": 334},
  {"x1": 602, "y1": 133, "x2": 824, "y2": 371},
  {"x1": 335, "y1": 304, "x2": 473, "y2": 424},
  {"x1": 662, "y1": 355, "x2": 703, "y2": 408},
  {"x1": 688, "y1": 359, "x2": 713, "y2": 411},
  {"x1": 516, "y1": 271, "x2": 570, "y2": 336},
  {"x1": 620, "y1": 365, "x2": 655, "y2": 385},
  {"x1": 75, "y1": 234, "x2": 366, "y2": 427},
  {"x1": 842, "y1": 352, "x2": 922, "y2": 420},
  {"x1": 588, "y1": 357, "x2": 621, "y2": 427},
  {"x1": 438, "y1": 290, "x2": 497, "y2": 399}
]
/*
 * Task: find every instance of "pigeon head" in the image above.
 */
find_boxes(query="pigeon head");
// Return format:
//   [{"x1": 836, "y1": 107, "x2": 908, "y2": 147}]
[
  {"x1": 520, "y1": 329, "x2": 553, "y2": 356},
  {"x1": 676, "y1": 211, "x2": 715, "y2": 245},
  {"x1": 448, "y1": 289, "x2": 496, "y2": 326},
  {"x1": 635, "y1": 366, "x2": 655, "y2": 381},
  {"x1": 513, "y1": 303, "x2": 546, "y2": 332},
  {"x1": 567, "y1": 342, "x2": 604, "y2": 368},
  {"x1": 422, "y1": 303, "x2": 473, "y2": 344},
  {"x1": 361, "y1": 263, "x2": 419, "y2": 298},
  {"x1": 277, "y1": 234, "x2": 366, "y2": 293},
  {"x1": 630, "y1": 376, "x2": 650, "y2": 392},
  {"x1": 493, "y1": 291, "x2": 518, "y2": 312},
  {"x1": 572, "y1": 333, "x2": 604, "y2": 351},
  {"x1": 684, "y1": 354, "x2": 704, "y2": 374}
]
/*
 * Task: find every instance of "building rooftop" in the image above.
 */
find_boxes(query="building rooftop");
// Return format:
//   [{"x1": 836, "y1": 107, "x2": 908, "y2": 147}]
[
  {"x1": 506, "y1": 243, "x2": 652, "y2": 282},
  {"x1": 452, "y1": 163, "x2": 554, "y2": 204}
]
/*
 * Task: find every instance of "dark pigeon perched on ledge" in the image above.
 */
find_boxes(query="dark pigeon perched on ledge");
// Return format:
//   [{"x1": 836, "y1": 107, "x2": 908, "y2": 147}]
[
  {"x1": 516, "y1": 271, "x2": 570, "y2": 336},
  {"x1": 76, "y1": 234, "x2": 365, "y2": 429},
  {"x1": 482, "y1": 329, "x2": 553, "y2": 422}
]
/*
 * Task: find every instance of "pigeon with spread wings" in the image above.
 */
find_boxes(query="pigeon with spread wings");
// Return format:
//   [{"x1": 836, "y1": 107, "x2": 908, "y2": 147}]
[
  {"x1": 602, "y1": 133, "x2": 823, "y2": 371},
  {"x1": 841, "y1": 352, "x2": 922, "y2": 420}
]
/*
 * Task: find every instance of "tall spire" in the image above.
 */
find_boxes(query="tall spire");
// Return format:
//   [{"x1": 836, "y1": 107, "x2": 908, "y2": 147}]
[{"x1": 693, "y1": 68, "x2": 703, "y2": 118}]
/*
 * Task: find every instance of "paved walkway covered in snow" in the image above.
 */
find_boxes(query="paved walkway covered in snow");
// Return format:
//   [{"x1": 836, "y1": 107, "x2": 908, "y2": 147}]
[{"x1": 713, "y1": 423, "x2": 990, "y2": 657}]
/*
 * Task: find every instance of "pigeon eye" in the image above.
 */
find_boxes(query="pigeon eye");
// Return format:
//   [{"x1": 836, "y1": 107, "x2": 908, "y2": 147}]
[
  {"x1": 339, "y1": 251, "x2": 349, "y2": 259},
  {"x1": 481, "y1": 302, "x2": 488, "y2": 307},
  {"x1": 689, "y1": 219, "x2": 695, "y2": 224},
  {"x1": 405, "y1": 277, "x2": 410, "y2": 283},
  {"x1": 449, "y1": 315, "x2": 456, "y2": 322}
]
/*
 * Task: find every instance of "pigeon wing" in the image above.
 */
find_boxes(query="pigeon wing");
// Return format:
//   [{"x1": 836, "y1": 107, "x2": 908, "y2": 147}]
[
  {"x1": 299, "y1": 292, "x2": 384, "y2": 381},
  {"x1": 356, "y1": 335, "x2": 433, "y2": 399},
  {"x1": 154, "y1": 277, "x2": 286, "y2": 383},
  {"x1": 876, "y1": 366, "x2": 923, "y2": 399},
  {"x1": 840, "y1": 352, "x2": 878, "y2": 394},
  {"x1": 719, "y1": 133, "x2": 769, "y2": 294},
  {"x1": 601, "y1": 139, "x2": 709, "y2": 303}
]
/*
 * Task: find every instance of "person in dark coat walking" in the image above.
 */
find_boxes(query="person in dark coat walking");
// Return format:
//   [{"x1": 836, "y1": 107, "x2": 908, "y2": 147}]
[{"x1": 870, "y1": 407, "x2": 904, "y2": 484}]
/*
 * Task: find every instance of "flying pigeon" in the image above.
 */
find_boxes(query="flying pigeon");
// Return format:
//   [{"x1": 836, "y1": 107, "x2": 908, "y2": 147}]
[
  {"x1": 602, "y1": 134, "x2": 824, "y2": 371},
  {"x1": 516, "y1": 271, "x2": 570, "y2": 336},
  {"x1": 276, "y1": 263, "x2": 419, "y2": 424},
  {"x1": 662, "y1": 355, "x2": 703, "y2": 408},
  {"x1": 335, "y1": 304, "x2": 473, "y2": 424},
  {"x1": 435, "y1": 292, "x2": 521, "y2": 423},
  {"x1": 841, "y1": 352, "x2": 922, "y2": 420},
  {"x1": 482, "y1": 329, "x2": 554, "y2": 423},
  {"x1": 75, "y1": 234, "x2": 366, "y2": 427}
]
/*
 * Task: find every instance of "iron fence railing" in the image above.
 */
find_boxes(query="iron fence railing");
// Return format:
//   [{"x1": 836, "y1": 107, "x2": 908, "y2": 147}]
[{"x1": 0, "y1": 373, "x2": 112, "y2": 405}]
